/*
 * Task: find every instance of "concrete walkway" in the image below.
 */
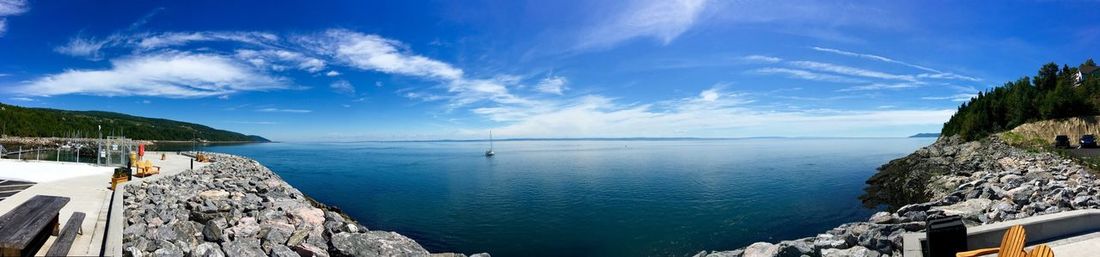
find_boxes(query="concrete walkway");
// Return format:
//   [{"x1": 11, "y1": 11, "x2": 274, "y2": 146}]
[
  {"x1": 0, "y1": 151, "x2": 208, "y2": 256},
  {"x1": 0, "y1": 160, "x2": 112, "y2": 256}
]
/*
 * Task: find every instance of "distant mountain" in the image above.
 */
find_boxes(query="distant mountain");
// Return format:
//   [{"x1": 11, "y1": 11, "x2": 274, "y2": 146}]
[
  {"x1": 909, "y1": 133, "x2": 941, "y2": 138},
  {"x1": 0, "y1": 102, "x2": 269, "y2": 142}
]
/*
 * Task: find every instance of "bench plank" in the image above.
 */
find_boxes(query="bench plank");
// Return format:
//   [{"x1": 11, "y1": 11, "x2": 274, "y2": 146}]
[
  {"x1": 0, "y1": 195, "x2": 70, "y2": 249},
  {"x1": 45, "y1": 212, "x2": 85, "y2": 257}
]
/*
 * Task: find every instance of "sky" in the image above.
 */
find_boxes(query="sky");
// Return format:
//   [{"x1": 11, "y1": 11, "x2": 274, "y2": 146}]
[{"x1": 0, "y1": 0, "x2": 1098, "y2": 141}]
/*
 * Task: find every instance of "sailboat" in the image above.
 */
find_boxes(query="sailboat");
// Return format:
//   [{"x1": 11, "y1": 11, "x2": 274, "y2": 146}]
[{"x1": 484, "y1": 130, "x2": 496, "y2": 157}]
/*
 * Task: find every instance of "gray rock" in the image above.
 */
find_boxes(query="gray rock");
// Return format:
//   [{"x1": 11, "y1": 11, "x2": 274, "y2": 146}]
[
  {"x1": 705, "y1": 250, "x2": 744, "y2": 257},
  {"x1": 868, "y1": 212, "x2": 895, "y2": 224},
  {"x1": 152, "y1": 241, "x2": 183, "y2": 257},
  {"x1": 741, "y1": 242, "x2": 778, "y2": 257},
  {"x1": 776, "y1": 239, "x2": 812, "y2": 257},
  {"x1": 193, "y1": 242, "x2": 226, "y2": 257},
  {"x1": 269, "y1": 245, "x2": 299, "y2": 257},
  {"x1": 222, "y1": 240, "x2": 266, "y2": 257},
  {"x1": 821, "y1": 245, "x2": 881, "y2": 257},
  {"x1": 331, "y1": 232, "x2": 430, "y2": 257},
  {"x1": 203, "y1": 220, "x2": 224, "y2": 242}
]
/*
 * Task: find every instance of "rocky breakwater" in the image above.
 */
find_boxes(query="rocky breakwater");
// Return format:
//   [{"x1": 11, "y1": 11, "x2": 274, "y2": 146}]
[
  {"x1": 693, "y1": 135, "x2": 1100, "y2": 257},
  {"x1": 123, "y1": 153, "x2": 489, "y2": 257}
]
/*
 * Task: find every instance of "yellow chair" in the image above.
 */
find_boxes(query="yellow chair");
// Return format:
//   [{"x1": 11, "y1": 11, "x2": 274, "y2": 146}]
[{"x1": 956, "y1": 225, "x2": 1055, "y2": 257}]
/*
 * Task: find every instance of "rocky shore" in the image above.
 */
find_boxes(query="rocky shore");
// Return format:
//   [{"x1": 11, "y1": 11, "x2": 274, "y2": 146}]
[
  {"x1": 694, "y1": 135, "x2": 1100, "y2": 257},
  {"x1": 122, "y1": 153, "x2": 489, "y2": 257}
]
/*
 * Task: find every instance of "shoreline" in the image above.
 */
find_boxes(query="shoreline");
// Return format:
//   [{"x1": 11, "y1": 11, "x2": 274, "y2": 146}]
[
  {"x1": 694, "y1": 135, "x2": 1100, "y2": 256},
  {"x1": 121, "y1": 152, "x2": 488, "y2": 257}
]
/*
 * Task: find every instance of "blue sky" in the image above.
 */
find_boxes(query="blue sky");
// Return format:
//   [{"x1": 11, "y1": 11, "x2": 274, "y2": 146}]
[{"x1": 0, "y1": 0, "x2": 1097, "y2": 141}]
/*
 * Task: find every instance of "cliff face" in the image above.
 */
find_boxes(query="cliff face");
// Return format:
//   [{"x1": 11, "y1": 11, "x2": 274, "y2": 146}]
[
  {"x1": 696, "y1": 135, "x2": 1100, "y2": 257},
  {"x1": 122, "y1": 153, "x2": 488, "y2": 257},
  {"x1": 1008, "y1": 116, "x2": 1100, "y2": 144}
]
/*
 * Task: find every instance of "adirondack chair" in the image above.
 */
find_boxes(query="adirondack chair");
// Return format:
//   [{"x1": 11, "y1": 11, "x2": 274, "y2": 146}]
[{"x1": 956, "y1": 225, "x2": 1055, "y2": 257}]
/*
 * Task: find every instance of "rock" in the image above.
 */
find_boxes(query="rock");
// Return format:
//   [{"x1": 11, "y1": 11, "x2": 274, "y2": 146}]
[
  {"x1": 193, "y1": 242, "x2": 226, "y2": 257},
  {"x1": 469, "y1": 254, "x2": 491, "y2": 257},
  {"x1": 269, "y1": 245, "x2": 299, "y2": 257},
  {"x1": 705, "y1": 250, "x2": 744, "y2": 257},
  {"x1": 1073, "y1": 196, "x2": 1091, "y2": 207},
  {"x1": 331, "y1": 232, "x2": 430, "y2": 257},
  {"x1": 203, "y1": 220, "x2": 224, "y2": 242},
  {"x1": 869, "y1": 212, "x2": 895, "y2": 224},
  {"x1": 222, "y1": 240, "x2": 266, "y2": 257},
  {"x1": 932, "y1": 198, "x2": 992, "y2": 217},
  {"x1": 741, "y1": 242, "x2": 778, "y2": 257},
  {"x1": 152, "y1": 242, "x2": 183, "y2": 257},
  {"x1": 821, "y1": 245, "x2": 881, "y2": 257},
  {"x1": 1006, "y1": 186, "x2": 1034, "y2": 204},
  {"x1": 776, "y1": 239, "x2": 812, "y2": 257},
  {"x1": 199, "y1": 190, "x2": 230, "y2": 201}
]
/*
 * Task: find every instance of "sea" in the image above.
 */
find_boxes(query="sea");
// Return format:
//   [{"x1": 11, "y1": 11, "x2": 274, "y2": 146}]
[{"x1": 187, "y1": 138, "x2": 933, "y2": 257}]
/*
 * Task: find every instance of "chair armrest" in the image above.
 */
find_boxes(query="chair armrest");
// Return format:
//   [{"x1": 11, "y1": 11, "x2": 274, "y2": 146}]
[{"x1": 957, "y1": 248, "x2": 999, "y2": 257}]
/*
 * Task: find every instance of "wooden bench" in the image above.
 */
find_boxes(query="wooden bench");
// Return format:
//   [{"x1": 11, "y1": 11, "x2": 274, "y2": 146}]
[
  {"x1": 45, "y1": 212, "x2": 85, "y2": 257},
  {"x1": 0, "y1": 195, "x2": 70, "y2": 257}
]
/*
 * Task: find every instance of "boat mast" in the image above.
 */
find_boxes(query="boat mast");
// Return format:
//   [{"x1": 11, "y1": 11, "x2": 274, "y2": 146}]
[{"x1": 489, "y1": 130, "x2": 494, "y2": 151}]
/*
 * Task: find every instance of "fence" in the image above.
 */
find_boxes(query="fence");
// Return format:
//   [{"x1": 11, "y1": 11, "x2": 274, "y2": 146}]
[{"x1": 0, "y1": 137, "x2": 140, "y2": 167}]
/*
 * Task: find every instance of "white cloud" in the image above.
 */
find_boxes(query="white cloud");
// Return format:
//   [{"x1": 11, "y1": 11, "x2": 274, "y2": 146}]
[
  {"x1": 534, "y1": 76, "x2": 568, "y2": 95},
  {"x1": 257, "y1": 108, "x2": 311, "y2": 113},
  {"x1": 55, "y1": 35, "x2": 113, "y2": 60},
  {"x1": 9, "y1": 97, "x2": 32, "y2": 101},
  {"x1": 0, "y1": 0, "x2": 28, "y2": 37},
  {"x1": 577, "y1": 0, "x2": 709, "y2": 50},
  {"x1": 330, "y1": 80, "x2": 355, "y2": 95},
  {"x1": 136, "y1": 31, "x2": 278, "y2": 50},
  {"x1": 921, "y1": 94, "x2": 976, "y2": 102},
  {"x1": 838, "y1": 83, "x2": 920, "y2": 92},
  {"x1": 303, "y1": 29, "x2": 463, "y2": 80},
  {"x1": 235, "y1": 49, "x2": 326, "y2": 73},
  {"x1": 812, "y1": 46, "x2": 979, "y2": 81},
  {"x1": 742, "y1": 55, "x2": 781, "y2": 63},
  {"x1": 12, "y1": 52, "x2": 287, "y2": 98},
  {"x1": 752, "y1": 67, "x2": 864, "y2": 83},
  {"x1": 790, "y1": 60, "x2": 916, "y2": 82},
  {"x1": 480, "y1": 87, "x2": 952, "y2": 138},
  {"x1": 326, "y1": 70, "x2": 341, "y2": 77}
]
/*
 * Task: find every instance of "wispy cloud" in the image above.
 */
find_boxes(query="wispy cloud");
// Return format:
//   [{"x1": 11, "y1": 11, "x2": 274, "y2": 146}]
[
  {"x1": 330, "y1": 80, "x2": 355, "y2": 95},
  {"x1": 11, "y1": 51, "x2": 288, "y2": 98},
  {"x1": 325, "y1": 70, "x2": 341, "y2": 77},
  {"x1": 752, "y1": 67, "x2": 864, "y2": 83},
  {"x1": 921, "y1": 94, "x2": 976, "y2": 102},
  {"x1": 838, "y1": 83, "x2": 920, "y2": 92},
  {"x1": 0, "y1": 0, "x2": 28, "y2": 37},
  {"x1": 534, "y1": 76, "x2": 568, "y2": 95},
  {"x1": 302, "y1": 29, "x2": 463, "y2": 80},
  {"x1": 789, "y1": 60, "x2": 916, "y2": 82},
  {"x1": 235, "y1": 49, "x2": 326, "y2": 73},
  {"x1": 741, "y1": 55, "x2": 782, "y2": 63},
  {"x1": 477, "y1": 87, "x2": 952, "y2": 138},
  {"x1": 9, "y1": 97, "x2": 32, "y2": 101},
  {"x1": 576, "y1": 0, "x2": 709, "y2": 50},
  {"x1": 812, "y1": 46, "x2": 979, "y2": 81},
  {"x1": 257, "y1": 108, "x2": 311, "y2": 113}
]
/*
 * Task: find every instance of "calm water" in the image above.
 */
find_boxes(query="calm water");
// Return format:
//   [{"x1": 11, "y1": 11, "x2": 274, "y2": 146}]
[{"x1": 197, "y1": 138, "x2": 932, "y2": 257}]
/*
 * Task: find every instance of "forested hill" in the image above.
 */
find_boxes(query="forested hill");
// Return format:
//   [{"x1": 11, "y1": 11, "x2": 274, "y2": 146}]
[
  {"x1": 942, "y1": 59, "x2": 1100, "y2": 140},
  {"x1": 0, "y1": 102, "x2": 270, "y2": 142}
]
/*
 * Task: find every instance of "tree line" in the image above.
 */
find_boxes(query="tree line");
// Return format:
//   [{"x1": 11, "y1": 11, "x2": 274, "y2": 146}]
[
  {"x1": 941, "y1": 59, "x2": 1100, "y2": 140},
  {"x1": 0, "y1": 102, "x2": 269, "y2": 142}
]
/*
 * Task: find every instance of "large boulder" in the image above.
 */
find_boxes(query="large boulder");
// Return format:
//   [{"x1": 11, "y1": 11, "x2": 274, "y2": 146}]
[{"x1": 331, "y1": 232, "x2": 430, "y2": 257}]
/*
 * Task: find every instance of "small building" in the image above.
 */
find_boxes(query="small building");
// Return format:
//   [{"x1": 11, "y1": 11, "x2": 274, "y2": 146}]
[{"x1": 1075, "y1": 64, "x2": 1100, "y2": 86}]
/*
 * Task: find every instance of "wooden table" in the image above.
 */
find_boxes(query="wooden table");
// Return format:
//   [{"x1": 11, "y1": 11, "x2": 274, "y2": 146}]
[{"x1": 0, "y1": 195, "x2": 70, "y2": 257}]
